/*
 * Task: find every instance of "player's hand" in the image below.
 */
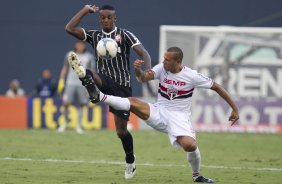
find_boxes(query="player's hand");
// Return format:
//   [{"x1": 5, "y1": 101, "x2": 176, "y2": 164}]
[
  {"x1": 229, "y1": 109, "x2": 239, "y2": 126},
  {"x1": 85, "y1": 5, "x2": 99, "y2": 13},
  {"x1": 134, "y1": 59, "x2": 144, "y2": 70},
  {"x1": 57, "y1": 78, "x2": 65, "y2": 95}
]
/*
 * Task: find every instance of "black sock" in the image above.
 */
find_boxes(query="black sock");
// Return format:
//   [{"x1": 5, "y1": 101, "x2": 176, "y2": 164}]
[{"x1": 120, "y1": 131, "x2": 135, "y2": 163}]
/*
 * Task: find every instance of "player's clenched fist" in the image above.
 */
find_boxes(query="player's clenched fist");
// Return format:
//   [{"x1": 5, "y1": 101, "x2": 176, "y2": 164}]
[{"x1": 229, "y1": 110, "x2": 239, "y2": 126}]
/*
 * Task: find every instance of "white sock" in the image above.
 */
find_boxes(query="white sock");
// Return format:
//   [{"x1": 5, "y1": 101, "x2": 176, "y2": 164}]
[
  {"x1": 99, "y1": 92, "x2": 130, "y2": 111},
  {"x1": 187, "y1": 147, "x2": 201, "y2": 178}
]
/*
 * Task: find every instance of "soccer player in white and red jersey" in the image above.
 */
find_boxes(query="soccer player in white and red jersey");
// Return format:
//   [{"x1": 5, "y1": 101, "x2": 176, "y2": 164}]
[{"x1": 68, "y1": 47, "x2": 239, "y2": 183}]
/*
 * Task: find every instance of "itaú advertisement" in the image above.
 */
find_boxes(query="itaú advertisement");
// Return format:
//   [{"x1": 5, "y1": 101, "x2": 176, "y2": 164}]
[
  {"x1": 0, "y1": 96, "x2": 140, "y2": 130},
  {"x1": 194, "y1": 44, "x2": 282, "y2": 133},
  {"x1": 27, "y1": 97, "x2": 107, "y2": 130}
]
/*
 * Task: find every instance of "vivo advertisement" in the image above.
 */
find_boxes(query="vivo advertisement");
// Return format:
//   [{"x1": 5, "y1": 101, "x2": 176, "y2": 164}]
[{"x1": 193, "y1": 29, "x2": 282, "y2": 133}]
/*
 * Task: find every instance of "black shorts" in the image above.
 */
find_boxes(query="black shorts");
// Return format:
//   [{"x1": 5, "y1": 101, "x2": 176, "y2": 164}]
[{"x1": 98, "y1": 73, "x2": 132, "y2": 121}]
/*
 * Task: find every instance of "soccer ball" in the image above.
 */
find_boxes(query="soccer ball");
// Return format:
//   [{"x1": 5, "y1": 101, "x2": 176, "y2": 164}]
[{"x1": 96, "y1": 38, "x2": 118, "y2": 59}]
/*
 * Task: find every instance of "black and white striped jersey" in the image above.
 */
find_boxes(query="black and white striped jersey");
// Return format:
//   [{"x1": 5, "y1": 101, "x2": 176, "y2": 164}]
[{"x1": 82, "y1": 27, "x2": 141, "y2": 87}]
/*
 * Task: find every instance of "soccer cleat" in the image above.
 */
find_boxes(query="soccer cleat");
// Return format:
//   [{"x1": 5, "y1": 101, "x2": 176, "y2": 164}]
[
  {"x1": 82, "y1": 70, "x2": 100, "y2": 103},
  {"x1": 68, "y1": 51, "x2": 86, "y2": 78},
  {"x1": 80, "y1": 69, "x2": 95, "y2": 87},
  {"x1": 124, "y1": 156, "x2": 136, "y2": 179},
  {"x1": 68, "y1": 52, "x2": 100, "y2": 103},
  {"x1": 57, "y1": 124, "x2": 66, "y2": 133},
  {"x1": 194, "y1": 175, "x2": 214, "y2": 183},
  {"x1": 76, "y1": 126, "x2": 84, "y2": 134}
]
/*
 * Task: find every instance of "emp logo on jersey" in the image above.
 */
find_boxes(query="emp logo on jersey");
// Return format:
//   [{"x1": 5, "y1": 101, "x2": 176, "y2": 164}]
[
  {"x1": 163, "y1": 78, "x2": 186, "y2": 86},
  {"x1": 167, "y1": 87, "x2": 178, "y2": 100}
]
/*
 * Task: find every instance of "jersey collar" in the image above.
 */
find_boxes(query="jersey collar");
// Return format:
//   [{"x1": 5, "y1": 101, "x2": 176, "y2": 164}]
[{"x1": 102, "y1": 27, "x2": 117, "y2": 35}]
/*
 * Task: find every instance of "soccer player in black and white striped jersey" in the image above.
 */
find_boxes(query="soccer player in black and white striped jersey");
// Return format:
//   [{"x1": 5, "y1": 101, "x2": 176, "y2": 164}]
[{"x1": 65, "y1": 4, "x2": 151, "y2": 179}]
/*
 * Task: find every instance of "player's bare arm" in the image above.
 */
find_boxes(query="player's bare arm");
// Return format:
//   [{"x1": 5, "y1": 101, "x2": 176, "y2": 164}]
[
  {"x1": 65, "y1": 5, "x2": 99, "y2": 40},
  {"x1": 134, "y1": 60, "x2": 154, "y2": 82},
  {"x1": 210, "y1": 82, "x2": 239, "y2": 126},
  {"x1": 133, "y1": 44, "x2": 151, "y2": 70}
]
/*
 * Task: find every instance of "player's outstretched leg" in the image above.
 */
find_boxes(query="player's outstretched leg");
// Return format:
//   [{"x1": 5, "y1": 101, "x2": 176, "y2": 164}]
[{"x1": 68, "y1": 51, "x2": 100, "y2": 103}]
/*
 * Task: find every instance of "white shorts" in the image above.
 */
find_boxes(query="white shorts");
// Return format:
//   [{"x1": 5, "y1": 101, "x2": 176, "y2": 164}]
[{"x1": 146, "y1": 103, "x2": 196, "y2": 147}]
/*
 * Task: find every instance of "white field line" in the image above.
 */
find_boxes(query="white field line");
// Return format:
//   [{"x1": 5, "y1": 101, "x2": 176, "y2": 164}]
[{"x1": 1, "y1": 157, "x2": 282, "y2": 171}]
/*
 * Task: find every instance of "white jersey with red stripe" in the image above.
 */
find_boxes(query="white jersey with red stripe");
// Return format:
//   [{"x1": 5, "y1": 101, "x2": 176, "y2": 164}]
[{"x1": 151, "y1": 63, "x2": 213, "y2": 114}]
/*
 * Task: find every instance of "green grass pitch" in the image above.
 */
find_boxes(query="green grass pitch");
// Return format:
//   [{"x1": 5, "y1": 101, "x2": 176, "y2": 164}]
[{"x1": 0, "y1": 129, "x2": 281, "y2": 184}]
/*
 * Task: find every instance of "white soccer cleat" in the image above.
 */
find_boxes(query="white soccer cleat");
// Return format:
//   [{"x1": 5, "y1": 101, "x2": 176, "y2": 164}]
[
  {"x1": 68, "y1": 51, "x2": 86, "y2": 78},
  {"x1": 124, "y1": 156, "x2": 136, "y2": 179},
  {"x1": 57, "y1": 124, "x2": 66, "y2": 133},
  {"x1": 76, "y1": 126, "x2": 84, "y2": 134}
]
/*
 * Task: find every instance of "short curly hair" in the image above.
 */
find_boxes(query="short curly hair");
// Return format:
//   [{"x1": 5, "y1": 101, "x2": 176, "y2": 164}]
[{"x1": 100, "y1": 5, "x2": 115, "y2": 11}]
